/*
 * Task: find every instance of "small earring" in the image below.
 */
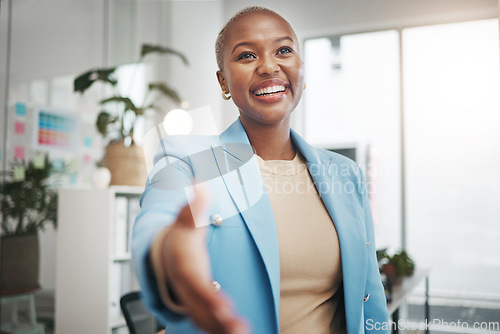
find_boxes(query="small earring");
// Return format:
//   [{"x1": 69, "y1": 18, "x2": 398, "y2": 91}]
[
  {"x1": 303, "y1": 82, "x2": 306, "y2": 90},
  {"x1": 222, "y1": 91, "x2": 231, "y2": 100}
]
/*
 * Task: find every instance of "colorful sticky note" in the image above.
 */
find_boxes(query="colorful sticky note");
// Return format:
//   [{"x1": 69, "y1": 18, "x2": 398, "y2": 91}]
[
  {"x1": 83, "y1": 154, "x2": 92, "y2": 164},
  {"x1": 52, "y1": 158, "x2": 64, "y2": 171},
  {"x1": 15, "y1": 122, "x2": 25, "y2": 134},
  {"x1": 33, "y1": 153, "x2": 46, "y2": 169},
  {"x1": 14, "y1": 146, "x2": 25, "y2": 160},
  {"x1": 13, "y1": 165, "x2": 26, "y2": 181},
  {"x1": 67, "y1": 158, "x2": 78, "y2": 170},
  {"x1": 15, "y1": 103, "x2": 27, "y2": 117},
  {"x1": 84, "y1": 135, "x2": 93, "y2": 148},
  {"x1": 69, "y1": 173, "x2": 78, "y2": 185}
]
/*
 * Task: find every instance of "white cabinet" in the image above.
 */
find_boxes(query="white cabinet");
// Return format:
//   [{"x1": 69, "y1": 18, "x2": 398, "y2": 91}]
[{"x1": 55, "y1": 186, "x2": 143, "y2": 334}]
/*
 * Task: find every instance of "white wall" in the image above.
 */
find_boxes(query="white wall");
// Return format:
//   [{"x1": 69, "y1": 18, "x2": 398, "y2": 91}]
[
  {"x1": 9, "y1": 0, "x2": 107, "y2": 83},
  {"x1": 166, "y1": 1, "x2": 223, "y2": 129},
  {"x1": 7, "y1": 0, "x2": 223, "y2": 123},
  {"x1": 107, "y1": 0, "x2": 224, "y2": 128}
]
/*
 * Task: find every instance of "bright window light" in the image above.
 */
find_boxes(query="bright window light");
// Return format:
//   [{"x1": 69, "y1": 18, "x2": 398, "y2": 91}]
[{"x1": 404, "y1": 19, "x2": 500, "y2": 301}]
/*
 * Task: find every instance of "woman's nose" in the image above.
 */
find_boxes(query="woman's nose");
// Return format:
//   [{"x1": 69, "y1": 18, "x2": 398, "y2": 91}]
[{"x1": 257, "y1": 55, "x2": 279, "y2": 75}]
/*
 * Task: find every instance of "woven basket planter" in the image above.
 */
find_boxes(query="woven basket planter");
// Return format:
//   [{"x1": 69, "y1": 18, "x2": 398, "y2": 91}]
[
  {"x1": 0, "y1": 233, "x2": 40, "y2": 292},
  {"x1": 102, "y1": 141, "x2": 148, "y2": 186}
]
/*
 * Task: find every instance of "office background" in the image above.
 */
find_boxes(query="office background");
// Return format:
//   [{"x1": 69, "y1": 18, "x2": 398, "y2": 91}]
[{"x1": 0, "y1": 0, "x2": 499, "y2": 333}]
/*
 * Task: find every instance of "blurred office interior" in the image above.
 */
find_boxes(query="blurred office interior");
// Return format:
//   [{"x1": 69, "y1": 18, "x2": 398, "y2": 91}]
[{"x1": 0, "y1": 1, "x2": 499, "y2": 333}]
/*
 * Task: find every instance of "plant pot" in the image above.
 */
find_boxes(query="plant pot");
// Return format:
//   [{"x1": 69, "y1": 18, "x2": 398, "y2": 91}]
[
  {"x1": 381, "y1": 263, "x2": 402, "y2": 285},
  {"x1": 102, "y1": 141, "x2": 148, "y2": 186},
  {"x1": 0, "y1": 233, "x2": 40, "y2": 292}
]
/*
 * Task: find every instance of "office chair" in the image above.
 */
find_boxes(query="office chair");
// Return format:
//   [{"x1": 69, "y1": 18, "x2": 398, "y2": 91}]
[{"x1": 120, "y1": 291, "x2": 165, "y2": 334}]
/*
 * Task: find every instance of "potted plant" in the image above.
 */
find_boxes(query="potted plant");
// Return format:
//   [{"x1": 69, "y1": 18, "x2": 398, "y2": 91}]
[
  {"x1": 0, "y1": 155, "x2": 58, "y2": 292},
  {"x1": 74, "y1": 44, "x2": 188, "y2": 186},
  {"x1": 380, "y1": 250, "x2": 415, "y2": 284}
]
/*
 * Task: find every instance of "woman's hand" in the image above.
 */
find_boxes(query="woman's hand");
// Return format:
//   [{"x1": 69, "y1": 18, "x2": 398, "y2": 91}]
[{"x1": 158, "y1": 185, "x2": 249, "y2": 334}]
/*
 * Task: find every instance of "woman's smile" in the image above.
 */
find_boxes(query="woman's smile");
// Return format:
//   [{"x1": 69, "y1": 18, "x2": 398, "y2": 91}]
[{"x1": 251, "y1": 79, "x2": 289, "y2": 103}]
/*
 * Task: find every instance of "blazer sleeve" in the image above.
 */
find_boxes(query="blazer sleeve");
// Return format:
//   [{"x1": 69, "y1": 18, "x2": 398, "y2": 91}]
[
  {"x1": 131, "y1": 154, "x2": 194, "y2": 324},
  {"x1": 357, "y1": 166, "x2": 391, "y2": 334}
]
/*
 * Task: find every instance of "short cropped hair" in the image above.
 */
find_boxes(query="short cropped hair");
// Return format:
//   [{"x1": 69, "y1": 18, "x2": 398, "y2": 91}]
[{"x1": 215, "y1": 6, "x2": 293, "y2": 70}]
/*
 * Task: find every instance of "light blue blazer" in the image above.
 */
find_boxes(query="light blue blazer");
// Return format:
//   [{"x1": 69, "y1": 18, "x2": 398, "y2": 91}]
[{"x1": 132, "y1": 118, "x2": 389, "y2": 334}]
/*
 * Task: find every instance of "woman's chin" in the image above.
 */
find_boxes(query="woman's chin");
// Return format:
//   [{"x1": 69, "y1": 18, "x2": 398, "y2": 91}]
[{"x1": 240, "y1": 110, "x2": 292, "y2": 127}]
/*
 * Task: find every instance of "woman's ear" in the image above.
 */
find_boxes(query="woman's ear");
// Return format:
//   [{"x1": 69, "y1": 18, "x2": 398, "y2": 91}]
[{"x1": 216, "y1": 70, "x2": 227, "y2": 92}]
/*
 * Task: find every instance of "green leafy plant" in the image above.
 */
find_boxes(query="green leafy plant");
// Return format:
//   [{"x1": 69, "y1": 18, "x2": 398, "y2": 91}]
[
  {"x1": 380, "y1": 250, "x2": 415, "y2": 280},
  {"x1": 74, "y1": 43, "x2": 189, "y2": 144},
  {"x1": 0, "y1": 155, "x2": 59, "y2": 236}
]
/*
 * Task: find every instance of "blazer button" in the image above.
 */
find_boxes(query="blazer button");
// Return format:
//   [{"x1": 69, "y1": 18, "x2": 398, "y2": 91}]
[
  {"x1": 366, "y1": 241, "x2": 371, "y2": 246},
  {"x1": 364, "y1": 294, "x2": 370, "y2": 302},
  {"x1": 210, "y1": 214, "x2": 223, "y2": 226},
  {"x1": 212, "y1": 280, "x2": 221, "y2": 293}
]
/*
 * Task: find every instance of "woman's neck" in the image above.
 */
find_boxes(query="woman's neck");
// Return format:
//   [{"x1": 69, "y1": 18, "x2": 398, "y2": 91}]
[{"x1": 240, "y1": 115, "x2": 296, "y2": 161}]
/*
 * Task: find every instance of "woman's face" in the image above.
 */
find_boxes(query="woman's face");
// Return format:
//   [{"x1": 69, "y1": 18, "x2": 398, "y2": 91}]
[{"x1": 217, "y1": 12, "x2": 304, "y2": 127}]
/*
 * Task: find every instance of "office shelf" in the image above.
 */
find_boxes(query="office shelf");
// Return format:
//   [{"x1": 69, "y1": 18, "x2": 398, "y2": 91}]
[{"x1": 55, "y1": 187, "x2": 143, "y2": 334}]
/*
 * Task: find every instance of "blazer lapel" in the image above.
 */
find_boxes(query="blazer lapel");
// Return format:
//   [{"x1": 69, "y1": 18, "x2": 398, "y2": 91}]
[
  {"x1": 215, "y1": 119, "x2": 281, "y2": 330},
  {"x1": 291, "y1": 129, "x2": 367, "y2": 334}
]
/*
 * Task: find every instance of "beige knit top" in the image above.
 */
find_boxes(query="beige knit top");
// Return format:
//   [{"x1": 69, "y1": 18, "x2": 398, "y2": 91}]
[{"x1": 257, "y1": 152, "x2": 346, "y2": 334}]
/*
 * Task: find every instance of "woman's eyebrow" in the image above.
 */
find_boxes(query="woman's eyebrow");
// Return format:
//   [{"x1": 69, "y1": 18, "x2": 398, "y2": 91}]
[
  {"x1": 231, "y1": 36, "x2": 295, "y2": 54},
  {"x1": 232, "y1": 42, "x2": 253, "y2": 54}
]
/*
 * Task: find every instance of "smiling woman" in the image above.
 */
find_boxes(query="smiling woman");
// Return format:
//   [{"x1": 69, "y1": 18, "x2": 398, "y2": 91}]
[
  {"x1": 215, "y1": 9, "x2": 305, "y2": 161},
  {"x1": 132, "y1": 6, "x2": 389, "y2": 334}
]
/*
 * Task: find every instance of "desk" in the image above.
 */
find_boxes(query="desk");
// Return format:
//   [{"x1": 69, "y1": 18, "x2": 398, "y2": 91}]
[
  {"x1": 386, "y1": 269, "x2": 430, "y2": 334},
  {"x1": 0, "y1": 287, "x2": 45, "y2": 334}
]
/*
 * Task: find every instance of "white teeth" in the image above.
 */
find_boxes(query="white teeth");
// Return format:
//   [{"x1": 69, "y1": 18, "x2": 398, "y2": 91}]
[{"x1": 255, "y1": 85, "x2": 286, "y2": 96}]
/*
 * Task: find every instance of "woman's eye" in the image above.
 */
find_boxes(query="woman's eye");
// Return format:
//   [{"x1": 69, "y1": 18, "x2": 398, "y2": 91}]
[
  {"x1": 237, "y1": 52, "x2": 256, "y2": 60},
  {"x1": 277, "y1": 46, "x2": 293, "y2": 55}
]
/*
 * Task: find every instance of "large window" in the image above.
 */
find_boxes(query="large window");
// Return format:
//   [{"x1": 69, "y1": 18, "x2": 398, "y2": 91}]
[
  {"x1": 305, "y1": 18, "x2": 500, "y2": 330},
  {"x1": 403, "y1": 19, "x2": 500, "y2": 312}
]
